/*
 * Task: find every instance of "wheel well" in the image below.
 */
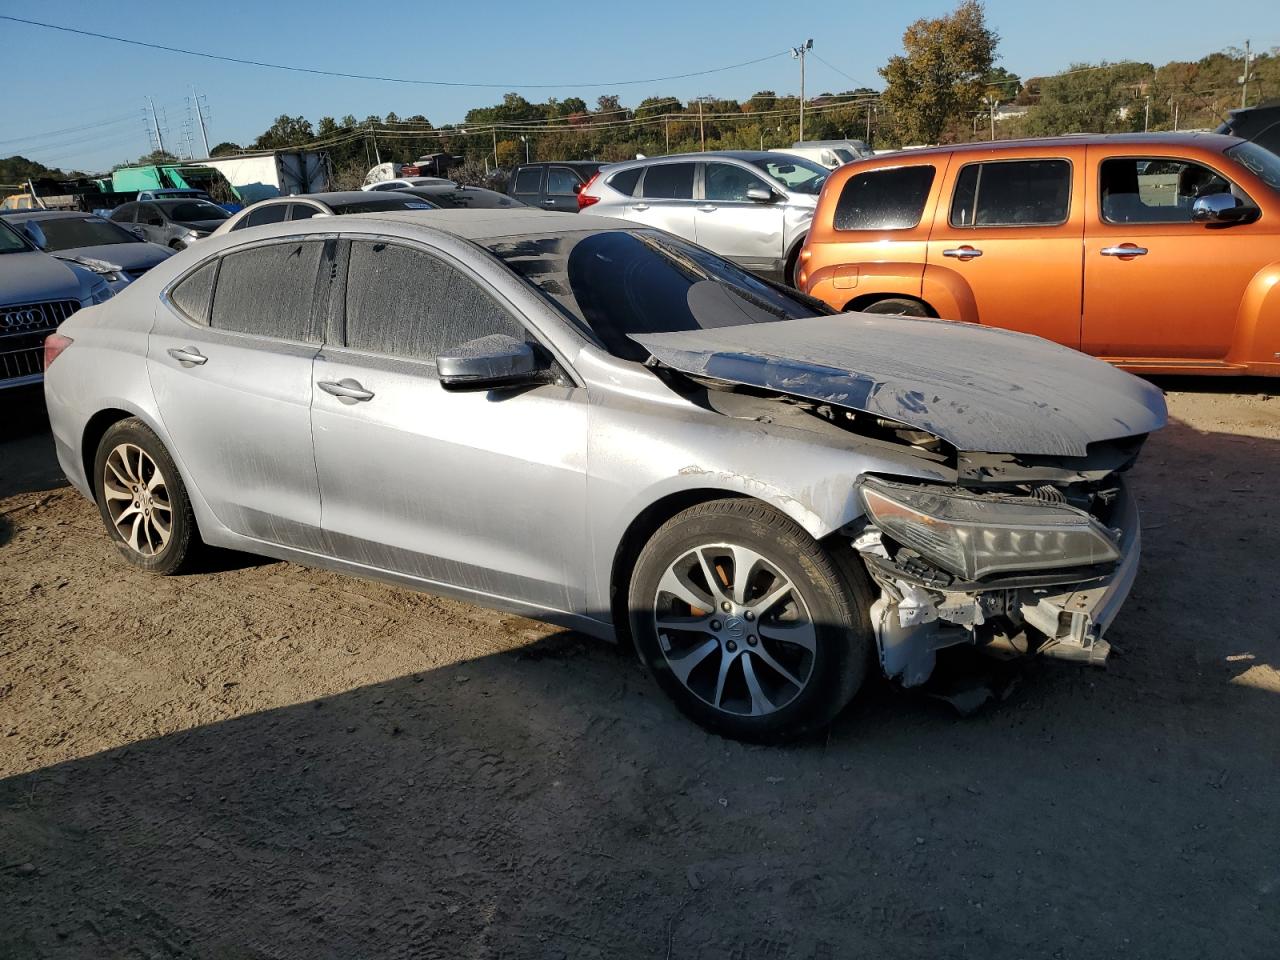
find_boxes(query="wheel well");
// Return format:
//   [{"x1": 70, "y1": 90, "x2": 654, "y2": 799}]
[
  {"x1": 843, "y1": 293, "x2": 937, "y2": 317},
  {"x1": 81, "y1": 408, "x2": 134, "y2": 496},
  {"x1": 609, "y1": 490, "x2": 748, "y2": 649},
  {"x1": 784, "y1": 236, "x2": 806, "y2": 285}
]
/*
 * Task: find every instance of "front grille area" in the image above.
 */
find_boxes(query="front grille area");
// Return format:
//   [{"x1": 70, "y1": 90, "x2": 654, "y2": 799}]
[{"x1": 0, "y1": 299, "x2": 79, "y2": 384}]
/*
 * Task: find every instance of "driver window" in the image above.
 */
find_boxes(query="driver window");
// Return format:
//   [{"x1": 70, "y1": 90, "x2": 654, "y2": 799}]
[
  {"x1": 343, "y1": 240, "x2": 526, "y2": 363},
  {"x1": 1100, "y1": 157, "x2": 1235, "y2": 224},
  {"x1": 704, "y1": 163, "x2": 770, "y2": 202}
]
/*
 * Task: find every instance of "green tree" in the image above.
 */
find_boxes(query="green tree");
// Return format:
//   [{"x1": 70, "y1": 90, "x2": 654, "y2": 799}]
[
  {"x1": 209, "y1": 141, "x2": 241, "y2": 157},
  {"x1": 878, "y1": 0, "x2": 999, "y2": 144},
  {"x1": 253, "y1": 115, "x2": 315, "y2": 149},
  {"x1": 1020, "y1": 62, "x2": 1153, "y2": 135}
]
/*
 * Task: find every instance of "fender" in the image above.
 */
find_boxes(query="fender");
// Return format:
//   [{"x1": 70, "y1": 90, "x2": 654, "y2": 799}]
[
  {"x1": 920, "y1": 263, "x2": 980, "y2": 323},
  {"x1": 1226, "y1": 260, "x2": 1280, "y2": 372},
  {"x1": 804, "y1": 260, "x2": 926, "y2": 311}
]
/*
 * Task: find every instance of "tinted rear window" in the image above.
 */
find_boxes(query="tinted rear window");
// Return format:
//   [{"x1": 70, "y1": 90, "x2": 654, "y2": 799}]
[
  {"x1": 161, "y1": 201, "x2": 228, "y2": 222},
  {"x1": 326, "y1": 196, "x2": 438, "y2": 214},
  {"x1": 641, "y1": 163, "x2": 695, "y2": 199},
  {"x1": 28, "y1": 216, "x2": 138, "y2": 250},
  {"x1": 833, "y1": 165, "x2": 935, "y2": 230},
  {"x1": 513, "y1": 167, "x2": 542, "y2": 195},
  {"x1": 607, "y1": 168, "x2": 642, "y2": 196},
  {"x1": 950, "y1": 159, "x2": 1071, "y2": 227},
  {"x1": 410, "y1": 188, "x2": 518, "y2": 209},
  {"x1": 210, "y1": 240, "x2": 323, "y2": 341}
]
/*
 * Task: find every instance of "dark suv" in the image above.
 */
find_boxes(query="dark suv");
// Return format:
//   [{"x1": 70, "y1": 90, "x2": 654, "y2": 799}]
[{"x1": 507, "y1": 161, "x2": 602, "y2": 212}]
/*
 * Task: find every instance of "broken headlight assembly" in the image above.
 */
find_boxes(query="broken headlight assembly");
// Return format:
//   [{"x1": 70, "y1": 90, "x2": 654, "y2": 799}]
[{"x1": 858, "y1": 477, "x2": 1121, "y2": 581}]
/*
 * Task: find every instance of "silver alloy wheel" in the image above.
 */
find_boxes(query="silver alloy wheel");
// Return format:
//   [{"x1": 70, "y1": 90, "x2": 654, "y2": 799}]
[
  {"x1": 103, "y1": 442, "x2": 172, "y2": 557},
  {"x1": 654, "y1": 542, "x2": 817, "y2": 717}
]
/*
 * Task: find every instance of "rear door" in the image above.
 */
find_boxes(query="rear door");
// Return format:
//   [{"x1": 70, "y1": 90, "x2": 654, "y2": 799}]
[
  {"x1": 543, "y1": 166, "x2": 584, "y2": 212},
  {"x1": 511, "y1": 166, "x2": 543, "y2": 206},
  {"x1": 626, "y1": 161, "x2": 698, "y2": 241},
  {"x1": 925, "y1": 148, "x2": 1085, "y2": 345},
  {"x1": 310, "y1": 237, "x2": 589, "y2": 611},
  {"x1": 694, "y1": 161, "x2": 786, "y2": 276},
  {"x1": 148, "y1": 237, "x2": 329, "y2": 549},
  {"x1": 1081, "y1": 149, "x2": 1270, "y2": 361},
  {"x1": 136, "y1": 203, "x2": 168, "y2": 245}
]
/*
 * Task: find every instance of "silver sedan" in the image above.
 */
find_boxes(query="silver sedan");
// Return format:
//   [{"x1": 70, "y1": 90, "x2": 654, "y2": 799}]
[{"x1": 43, "y1": 209, "x2": 1167, "y2": 741}]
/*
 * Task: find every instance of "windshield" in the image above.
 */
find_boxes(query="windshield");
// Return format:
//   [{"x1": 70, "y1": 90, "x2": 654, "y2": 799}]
[
  {"x1": 486, "y1": 228, "x2": 826, "y2": 361},
  {"x1": 29, "y1": 216, "x2": 140, "y2": 251},
  {"x1": 750, "y1": 156, "x2": 828, "y2": 194},
  {"x1": 1227, "y1": 140, "x2": 1280, "y2": 191},
  {"x1": 327, "y1": 196, "x2": 440, "y2": 214},
  {"x1": 159, "y1": 200, "x2": 228, "y2": 222},
  {"x1": 407, "y1": 187, "x2": 520, "y2": 209},
  {"x1": 0, "y1": 218, "x2": 31, "y2": 254}
]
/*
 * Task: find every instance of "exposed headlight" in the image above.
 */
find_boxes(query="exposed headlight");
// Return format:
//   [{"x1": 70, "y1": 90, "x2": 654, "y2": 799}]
[{"x1": 858, "y1": 477, "x2": 1121, "y2": 581}]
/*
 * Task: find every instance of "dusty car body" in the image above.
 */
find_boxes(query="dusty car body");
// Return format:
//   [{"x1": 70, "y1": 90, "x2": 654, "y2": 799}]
[
  {"x1": 4, "y1": 210, "x2": 174, "y2": 294},
  {"x1": 43, "y1": 209, "x2": 1165, "y2": 740},
  {"x1": 109, "y1": 199, "x2": 230, "y2": 249}
]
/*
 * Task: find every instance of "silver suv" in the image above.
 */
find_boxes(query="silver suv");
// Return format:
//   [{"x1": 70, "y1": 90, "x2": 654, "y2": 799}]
[{"x1": 578, "y1": 151, "x2": 828, "y2": 285}]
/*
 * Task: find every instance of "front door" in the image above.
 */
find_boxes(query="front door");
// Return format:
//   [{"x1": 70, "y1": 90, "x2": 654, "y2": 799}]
[
  {"x1": 1081, "y1": 151, "x2": 1269, "y2": 361},
  {"x1": 543, "y1": 166, "x2": 584, "y2": 212},
  {"x1": 694, "y1": 161, "x2": 786, "y2": 277},
  {"x1": 925, "y1": 151, "x2": 1085, "y2": 346},
  {"x1": 310, "y1": 238, "x2": 589, "y2": 612},
  {"x1": 626, "y1": 161, "x2": 699, "y2": 242},
  {"x1": 148, "y1": 237, "x2": 328, "y2": 549}
]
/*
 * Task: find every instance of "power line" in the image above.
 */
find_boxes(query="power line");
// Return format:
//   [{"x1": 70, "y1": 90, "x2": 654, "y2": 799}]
[
  {"x1": 1, "y1": 15, "x2": 791, "y2": 89},
  {"x1": 811, "y1": 52, "x2": 865, "y2": 87}
]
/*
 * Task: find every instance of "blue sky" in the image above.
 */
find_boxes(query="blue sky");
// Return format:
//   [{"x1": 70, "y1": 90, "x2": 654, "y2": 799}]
[{"x1": 0, "y1": 0, "x2": 1274, "y2": 173}]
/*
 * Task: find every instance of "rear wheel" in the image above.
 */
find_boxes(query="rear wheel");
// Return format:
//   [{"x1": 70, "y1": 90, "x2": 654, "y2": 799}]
[
  {"x1": 628, "y1": 499, "x2": 873, "y2": 742},
  {"x1": 93, "y1": 418, "x2": 199, "y2": 575},
  {"x1": 859, "y1": 297, "x2": 930, "y2": 317}
]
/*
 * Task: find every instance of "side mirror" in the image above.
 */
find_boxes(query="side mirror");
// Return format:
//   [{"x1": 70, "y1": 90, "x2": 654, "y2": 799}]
[
  {"x1": 746, "y1": 185, "x2": 776, "y2": 203},
  {"x1": 1191, "y1": 192, "x2": 1257, "y2": 224},
  {"x1": 127, "y1": 225, "x2": 147, "y2": 238},
  {"x1": 436, "y1": 334, "x2": 549, "y2": 391}
]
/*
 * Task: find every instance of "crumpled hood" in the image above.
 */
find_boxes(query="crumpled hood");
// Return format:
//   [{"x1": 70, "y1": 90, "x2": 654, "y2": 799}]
[
  {"x1": 56, "y1": 242, "x2": 172, "y2": 272},
  {"x1": 631, "y1": 313, "x2": 1168, "y2": 457},
  {"x1": 0, "y1": 251, "x2": 85, "y2": 306}
]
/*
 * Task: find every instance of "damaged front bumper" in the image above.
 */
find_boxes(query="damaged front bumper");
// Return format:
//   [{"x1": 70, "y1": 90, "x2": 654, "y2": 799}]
[{"x1": 854, "y1": 484, "x2": 1141, "y2": 687}]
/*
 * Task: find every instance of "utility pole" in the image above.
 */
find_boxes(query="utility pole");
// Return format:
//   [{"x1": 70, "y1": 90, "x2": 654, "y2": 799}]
[
  {"x1": 1171, "y1": 99, "x2": 1179, "y2": 131},
  {"x1": 492, "y1": 126, "x2": 499, "y2": 167},
  {"x1": 988, "y1": 96, "x2": 997, "y2": 141},
  {"x1": 866, "y1": 103, "x2": 872, "y2": 142},
  {"x1": 147, "y1": 97, "x2": 165, "y2": 155},
  {"x1": 791, "y1": 39, "x2": 813, "y2": 141},
  {"x1": 366, "y1": 121, "x2": 381, "y2": 165},
  {"x1": 698, "y1": 100, "x2": 705, "y2": 151},
  {"x1": 1143, "y1": 96, "x2": 1151, "y2": 132},
  {"x1": 1240, "y1": 39, "x2": 1254, "y2": 109},
  {"x1": 191, "y1": 86, "x2": 211, "y2": 158}
]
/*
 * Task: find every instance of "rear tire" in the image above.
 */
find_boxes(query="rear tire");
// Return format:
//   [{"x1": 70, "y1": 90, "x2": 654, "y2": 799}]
[
  {"x1": 860, "y1": 297, "x2": 930, "y2": 317},
  {"x1": 628, "y1": 499, "x2": 873, "y2": 742},
  {"x1": 93, "y1": 418, "x2": 199, "y2": 575}
]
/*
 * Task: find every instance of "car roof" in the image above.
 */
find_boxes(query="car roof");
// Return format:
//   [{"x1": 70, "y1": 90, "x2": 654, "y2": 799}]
[
  {"x1": 2, "y1": 210, "x2": 103, "y2": 222},
  {"x1": 255, "y1": 191, "x2": 410, "y2": 205},
  {"x1": 623, "y1": 150, "x2": 780, "y2": 164},
  {"x1": 343, "y1": 207, "x2": 632, "y2": 240},
  {"x1": 514, "y1": 160, "x2": 600, "y2": 168},
  {"x1": 875, "y1": 131, "x2": 1245, "y2": 160}
]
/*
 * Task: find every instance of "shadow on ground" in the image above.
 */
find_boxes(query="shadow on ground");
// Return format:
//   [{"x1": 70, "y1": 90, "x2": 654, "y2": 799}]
[{"x1": 1, "y1": 393, "x2": 1278, "y2": 958}]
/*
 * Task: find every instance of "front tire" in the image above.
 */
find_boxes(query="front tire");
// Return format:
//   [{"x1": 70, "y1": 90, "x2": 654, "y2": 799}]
[
  {"x1": 628, "y1": 499, "x2": 873, "y2": 742},
  {"x1": 93, "y1": 418, "x2": 199, "y2": 575}
]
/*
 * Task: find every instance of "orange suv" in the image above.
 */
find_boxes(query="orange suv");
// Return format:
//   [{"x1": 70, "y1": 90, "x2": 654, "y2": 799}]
[{"x1": 799, "y1": 133, "x2": 1280, "y2": 375}]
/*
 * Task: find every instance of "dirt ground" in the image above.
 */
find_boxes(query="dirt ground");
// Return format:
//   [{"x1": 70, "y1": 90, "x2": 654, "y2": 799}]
[{"x1": 1, "y1": 381, "x2": 1278, "y2": 959}]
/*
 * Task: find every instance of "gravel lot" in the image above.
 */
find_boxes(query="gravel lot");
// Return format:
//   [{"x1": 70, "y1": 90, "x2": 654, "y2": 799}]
[{"x1": 2, "y1": 381, "x2": 1278, "y2": 959}]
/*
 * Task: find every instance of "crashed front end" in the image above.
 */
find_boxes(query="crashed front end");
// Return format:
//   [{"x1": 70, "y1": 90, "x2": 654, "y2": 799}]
[{"x1": 850, "y1": 440, "x2": 1147, "y2": 686}]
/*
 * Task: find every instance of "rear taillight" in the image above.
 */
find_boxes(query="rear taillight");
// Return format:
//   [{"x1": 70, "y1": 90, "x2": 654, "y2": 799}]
[
  {"x1": 44, "y1": 333, "x2": 73, "y2": 369},
  {"x1": 577, "y1": 172, "x2": 602, "y2": 210}
]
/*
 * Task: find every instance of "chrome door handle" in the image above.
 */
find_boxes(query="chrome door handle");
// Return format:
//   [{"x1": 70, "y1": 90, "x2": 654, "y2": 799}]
[
  {"x1": 942, "y1": 247, "x2": 983, "y2": 259},
  {"x1": 632, "y1": 203, "x2": 650, "y2": 211},
  {"x1": 318, "y1": 378, "x2": 374, "y2": 402},
  {"x1": 1100, "y1": 245, "x2": 1148, "y2": 257},
  {"x1": 167, "y1": 346, "x2": 207, "y2": 366},
  {"x1": 540, "y1": 198, "x2": 556, "y2": 205},
  {"x1": 698, "y1": 204, "x2": 717, "y2": 212}
]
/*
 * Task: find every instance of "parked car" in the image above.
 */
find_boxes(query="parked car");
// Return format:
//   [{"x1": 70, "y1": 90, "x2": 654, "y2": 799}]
[
  {"x1": 0, "y1": 218, "x2": 111, "y2": 389},
  {"x1": 4, "y1": 210, "x2": 173, "y2": 294},
  {"x1": 395, "y1": 184, "x2": 525, "y2": 210},
  {"x1": 508, "y1": 161, "x2": 602, "y2": 212},
  {"x1": 110, "y1": 199, "x2": 230, "y2": 250},
  {"x1": 43, "y1": 208, "x2": 1166, "y2": 741},
  {"x1": 773, "y1": 139, "x2": 872, "y2": 169},
  {"x1": 362, "y1": 177, "x2": 455, "y2": 192},
  {"x1": 1216, "y1": 100, "x2": 1280, "y2": 158},
  {"x1": 578, "y1": 151, "x2": 829, "y2": 284},
  {"x1": 800, "y1": 132, "x2": 1280, "y2": 376},
  {"x1": 211, "y1": 191, "x2": 440, "y2": 235}
]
